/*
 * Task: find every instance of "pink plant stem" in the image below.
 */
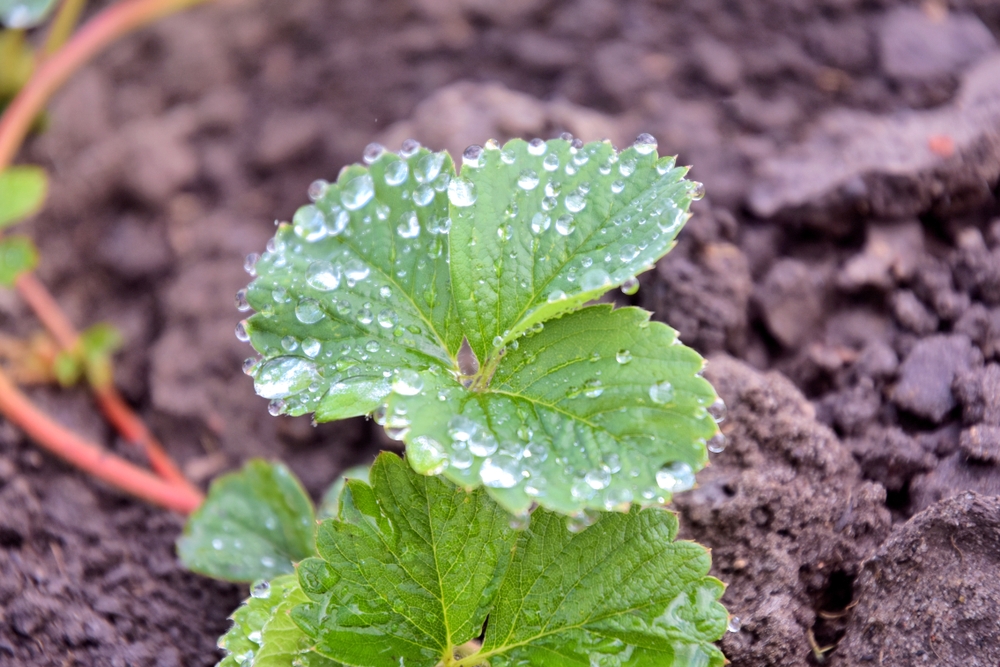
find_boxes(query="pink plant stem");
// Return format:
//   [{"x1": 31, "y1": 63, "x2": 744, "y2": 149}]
[
  {"x1": 0, "y1": 0, "x2": 210, "y2": 171},
  {"x1": 0, "y1": 367, "x2": 203, "y2": 513}
]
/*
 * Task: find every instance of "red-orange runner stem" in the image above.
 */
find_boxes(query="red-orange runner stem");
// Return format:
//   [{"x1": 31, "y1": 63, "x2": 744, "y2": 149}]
[
  {"x1": 0, "y1": 0, "x2": 210, "y2": 171},
  {"x1": 14, "y1": 273, "x2": 195, "y2": 492},
  {"x1": 0, "y1": 367, "x2": 203, "y2": 513}
]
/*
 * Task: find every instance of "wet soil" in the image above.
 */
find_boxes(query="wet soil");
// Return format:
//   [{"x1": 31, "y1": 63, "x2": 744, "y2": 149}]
[{"x1": 1, "y1": 0, "x2": 1000, "y2": 665}]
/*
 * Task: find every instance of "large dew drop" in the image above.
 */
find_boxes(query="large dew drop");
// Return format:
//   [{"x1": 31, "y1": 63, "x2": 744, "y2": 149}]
[
  {"x1": 448, "y1": 177, "x2": 478, "y2": 207},
  {"x1": 307, "y1": 179, "x2": 329, "y2": 201},
  {"x1": 343, "y1": 259, "x2": 370, "y2": 284},
  {"x1": 649, "y1": 380, "x2": 675, "y2": 404},
  {"x1": 468, "y1": 429, "x2": 498, "y2": 457},
  {"x1": 517, "y1": 169, "x2": 540, "y2": 190},
  {"x1": 565, "y1": 191, "x2": 586, "y2": 213},
  {"x1": 480, "y1": 454, "x2": 520, "y2": 488},
  {"x1": 295, "y1": 298, "x2": 325, "y2": 324},
  {"x1": 655, "y1": 461, "x2": 695, "y2": 493},
  {"x1": 363, "y1": 143, "x2": 385, "y2": 164},
  {"x1": 391, "y1": 369, "x2": 424, "y2": 396},
  {"x1": 448, "y1": 415, "x2": 478, "y2": 442},
  {"x1": 462, "y1": 145, "x2": 484, "y2": 168},
  {"x1": 555, "y1": 214, "x2": 575, "y2": 236},
  {"x1": 385, "y1": 160, "x2": 409, "y2": 186},
  {"x1": 254, "y1": 357, "x2": 320, "y2": 399},
  {"x1": 306, "y1": 261, "x2": 341, "y2": 291},
  {"x1": 633, "y1": 133, "x2": 658, "y2": 155},
  {"x1": 397, "y1": 211, "x2": 420, "y2": 238},
  {"x1": 341, "y1": 174, "x2": 375, "y2": 210},
  {"x1": 531, "y1": 213, "x2": 551, "y2": 234},
  {"x1": 414, "y1": 152, "x2": 445, "y2": 183},
  {"x1": 293, "y1": 205, "x2": 326, "y2": 242},
  {"x1": 408, "y1": 436, "x2": 448, "y2": 475},
  {"x1": 400, "y1": 139, "x2": 421, "y2": 158}
]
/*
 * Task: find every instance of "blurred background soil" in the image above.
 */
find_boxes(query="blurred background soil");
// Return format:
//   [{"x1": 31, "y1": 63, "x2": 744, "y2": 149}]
[{"x1": 1, "y1": 0, "x2": 1000, "y2": 664}]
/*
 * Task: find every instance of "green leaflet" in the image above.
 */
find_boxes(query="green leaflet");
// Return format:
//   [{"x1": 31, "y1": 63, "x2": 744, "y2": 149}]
[
  {"x1": 0, "y1": 234, "x2": 37, "y2": 285},
  {"x1": 0, "y1": 166, "x2": 47, "y2": 229},
  {"x1": 293, "y1": 453, "x2": 727, "y2": 667},
  {"x1": 241, "y1": 137, "x2": 718, "y2": 515},
  {"x1": 0, "y1": 0, "x2": 58, "y2": 28},
  {"x1": 216, "y1": 574, "x2": 341, "y2": 667},
  {"x1": 178, "y1": 460, "x2": 316, "y2": 582},
  {"x1": 317, "y1": 464, "x2": 370, "y2": 520}
]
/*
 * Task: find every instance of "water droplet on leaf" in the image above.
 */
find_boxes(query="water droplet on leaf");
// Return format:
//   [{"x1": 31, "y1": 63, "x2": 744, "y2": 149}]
[
  {"x1": 633, "y1": 133, "x2": 658, "y2": 155},
  {"x1": 391, "y1": 369, "x2": 423, "y2": 395},
  {"x1": 448, "y1": 177, "x2": 478, "y2": 207},
  {"x1": 295, "y1": 298, "x2": 324, "y2": 324},
  {"x1": 408, "y1": 435, "x2": 448, "y2": 475},
  {"x1": 649, "y1": 380, "x2": 674, "y2": 404},
  {"x1": 306, "y1": 261, "x2": 341, "y2": 291},
  {"x1": 517, "y1": 169, "x2": 539, "y2": 190},
  {"x1": 656, "y1": 461, "x2": 695, "y2": 492},
  {"x1": 341, "y1": 174, "x2": 375, "y2": 210}
]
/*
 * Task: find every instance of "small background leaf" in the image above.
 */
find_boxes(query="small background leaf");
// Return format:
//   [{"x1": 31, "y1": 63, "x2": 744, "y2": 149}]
[
  {"x1": 317, "y1": 464, "x2": 370, "y2": 520},
  {"x1": 0, "y1": 166, "x2": 47, "y2": 229},
  {"x1": 178, "y1": 460, "x2": 316, "y2": 582},
  {"x1": 0, "y1": 0, "x2": 58, "y2": 28},
  {"x1": 0, "y1": 234, "x2": 38, "y2": 285}
]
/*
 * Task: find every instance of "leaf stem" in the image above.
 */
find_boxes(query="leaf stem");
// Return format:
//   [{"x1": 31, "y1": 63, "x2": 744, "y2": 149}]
[
  {"x1": 15, "y1": 272, "x2": 197, "y2": 493},
  {"x1": 42, "y1": 0, "x2": 89, "y2": 57},
  {"x1": 0, "y1": 366, "x2": 203, "y2": 513},
  {"x1": 0, "y1": 0, "x2": 211, "y2": 171}
]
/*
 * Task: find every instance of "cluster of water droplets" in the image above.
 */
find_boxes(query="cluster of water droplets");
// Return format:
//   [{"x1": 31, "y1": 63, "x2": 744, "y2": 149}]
[{"x1": 460, "y1": 132, "x2": 700, "y2": 306}]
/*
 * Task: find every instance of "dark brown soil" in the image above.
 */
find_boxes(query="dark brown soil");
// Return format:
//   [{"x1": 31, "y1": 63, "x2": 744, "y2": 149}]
[{"x1": 1, "y1": 0, "x2": 1000, "y2": 665}]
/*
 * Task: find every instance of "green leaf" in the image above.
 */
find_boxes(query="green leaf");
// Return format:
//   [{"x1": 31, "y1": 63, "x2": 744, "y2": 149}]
[
  {"x1": 178, "y1": 460, "x2": 317, "y2": 582},
  {"x1": 242, "y1": 137, "x2": 717, "y2": 515},
  {"x1": 388, "y1": 305, "x2": 717, "y2": 515},
  {"x1": 0, "y1": 234, "x2": 37, "y2": 285},
  {"x1": 217, "y1": 573, "x2": 341, "y2": 667},
  {"x1": 79, "y1": 322, "x2": 123, "y2": 387},
  {"x1": 0, "y1": 0, "x2": 58, "y2": 28},
  {"x1": 52, "y1": 349, "x2": 81, "y2": 386},
  {"x1": 317, "y1": 464, "x2": 370, "y2": 520},
  {"x1": 293, "y1": 453, "x2": 727, "y2": 667},
  {"x1": 0, "y1": 166, "x2": 47, "y2": 229}
]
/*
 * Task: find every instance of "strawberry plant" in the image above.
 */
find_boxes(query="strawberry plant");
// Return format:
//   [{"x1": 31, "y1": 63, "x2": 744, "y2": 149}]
[{"x1": 180, "y1": 136, "x2": 731, "y2": 666}]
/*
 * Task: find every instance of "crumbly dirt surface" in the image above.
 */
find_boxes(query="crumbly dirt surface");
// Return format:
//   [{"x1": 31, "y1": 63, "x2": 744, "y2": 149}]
[{"x1": 1, "y1": 0, "x2": 999, "y2": 665}]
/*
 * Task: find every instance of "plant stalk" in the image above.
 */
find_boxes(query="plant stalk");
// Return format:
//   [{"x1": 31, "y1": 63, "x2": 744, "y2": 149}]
[
  {"x1": 42, "y1": 0, "x2": 89, "y2": 57},
  {"x1": 15, "y1": 272, "x2": 196, "y2": 492},
  {"x1": 0, "y1": 0, "x2": 210, "y2": 171},
  {"x1": 0, "y1": 367, "x2": 203, "y2": 513}
]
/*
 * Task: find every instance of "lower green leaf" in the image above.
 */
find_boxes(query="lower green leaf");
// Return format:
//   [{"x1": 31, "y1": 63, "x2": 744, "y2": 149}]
[
  {"x1": 293, "y1": 453, "x2": 727, "y2": 667},
  {"x1": 217, "y1": 573, "x2": 341, "y2": 667},
  {"x1": 178, "y1": 460, "x2": 317, "y2": 582}
]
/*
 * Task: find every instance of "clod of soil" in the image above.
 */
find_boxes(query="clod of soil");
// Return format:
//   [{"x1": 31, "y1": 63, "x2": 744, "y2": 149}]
[
  {"x1": 675, "y1": 355, "x2": 891, "y2": 667},
  {"x1": 835, "y1": 492, "x2": 1000, "y2": 666}
]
